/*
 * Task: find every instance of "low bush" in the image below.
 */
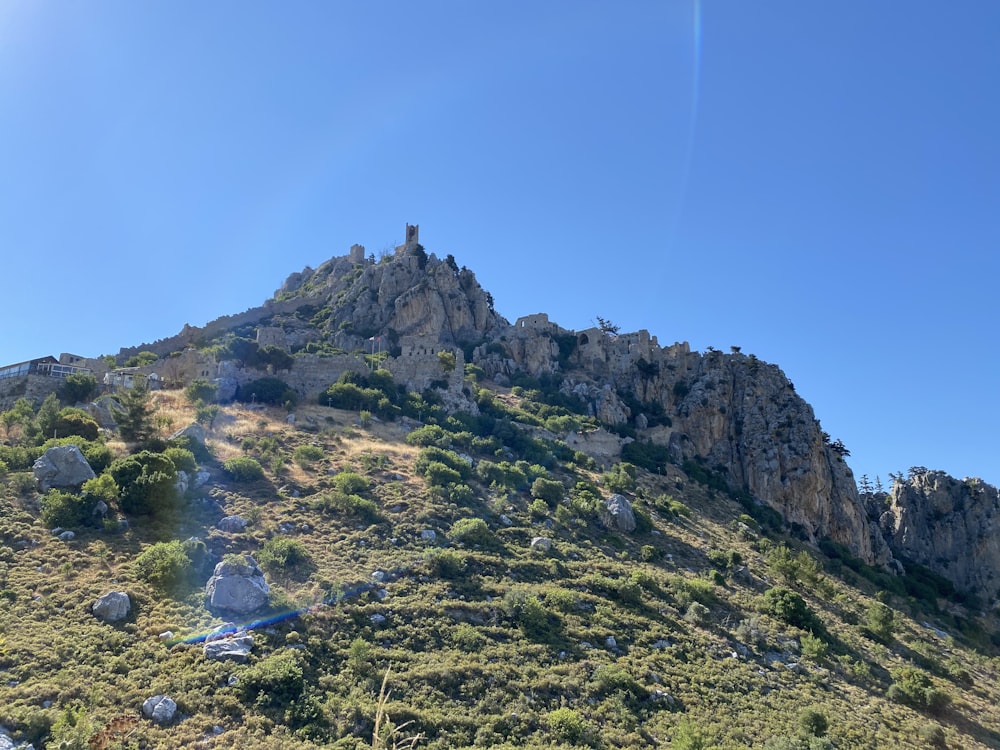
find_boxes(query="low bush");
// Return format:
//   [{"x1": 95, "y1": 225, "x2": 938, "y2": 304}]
[
  {"x1": 258, "y1": 537, "x2": 311, "y2": 571},
  {"x1": 236, "y1": 377, "x2": 298, "y2": 407},
  {"x1": 134, "y1": 540, "x2": 191, "y2": 592},
  {"x1": 448, "y1": 517, "x2": 492, "y2": 546},
  {"x1": 223, "y1": 456, "x2": 265, "y2": 482},
  {"x1": 887, "y1": 667, "x2": 951, "y2": 713},
  {"x1": 293, "y1": 444, "x2": 324, "y2": 467},
  {"x1": 530, "y1": 476, "x2": 564, "y2": 508},
  {"x1": 761, "y1": 587, "x2": 817, "y2": 630},
  {"x1": 164, "y1": 446, "x2": 197, "y2": 474},
  {"x1": 109, "y1": 451, "x2": 178, "y2": 516},
  {"x1": 40, "y1": 489, "x2": 95, "y2": 529},
  {"x1": 238, "y1": 651, "x2": 305, "y2": 708}
]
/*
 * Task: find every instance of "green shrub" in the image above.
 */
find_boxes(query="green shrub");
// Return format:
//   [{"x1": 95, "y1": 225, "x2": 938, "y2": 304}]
[
  {"x1": 331, "y1": 471, "x2": 369, "y2": 495},
  {"x1": 798, "y1": 707, "x2": 829, "y2": 737},
  {"x1": 164, "y1": 446, "x2": 197, "y2": 473},
  {"x1": 223, "y1": 456, "x2": 265, "y2": 482},
  {"x1": 591, "y1": 664, "x2": 646, "y2": 699},
  {"x1": 53, "y1": 408, "x2": 100, "y2": 441},
  {"x1": 449, "y1": 517, "x2": 492, "y2": 546},
  {"x1": 529, "y1": 498, "x2": 549, "y2": 518},
  {"x1": 887, "y1": 667, "x2": 951, "y2": 713},
  {"x1": 404, "y1": 424, "x2": 451, "y2": 448},
  {"x1": 238, "y1": 651, "x2": 305, "y2": 708},
  {"x1": 864, "y1": 601, "x2": 895, "y2": 642},
  {"x1": 184, "y1": 378, "x2": 219, "y2": 404},
  {"x1": 423, "y1": 461, "x2": 463, "y2": 487},
  {"x1": 109, "y1": 450, "x2": 178, "y2": 516},
  {"x1": 134, "y1": 540, "x2": 191, "y2": 591},
  {"x1": 547, "y1": 707, "x2": 589, "y2": 744},
  {"x1": 59, "y1": 373, "x2": 98, "y2": 404},
  {"x1": 414, "y1": 446, "x2": 472, "y2": 480},
  {"x1": 503, "y1": 588, "x2": 559, "y2": 641},
  {"x1": 800, "y1": 631, "x2": 828, "y2": 660},
  {"x1": 313, "y1": 490, "x2": 379, "y2": 523},
  {"x1": 603, "y1": 462, "x2": 637, "y2": 493},
  {"x1": 293, "y1": 444, "x2": 324, "y2": 467},
  {"x1": 530, "y1": 476, "x2": 564, "y2": 508},
  {"x1": 258, "y1": 537, "x2": 311, "y2": 571},
  {"x1": 81, "y1": 474, "x2": 118, "y2": 503},
  {"x1": 40, "y1": 489, "x2": 94, "y2": 528},
  {"x1": 236, "y1": 377, "x2": 298, "y2": 407},
  {"x1": 425, "y1": 549, "x2": 465, "y2": 579},
  {"x1": 761, "y1": 587, "x2": 817, "y2": 630},
  {"x1": 452, "y1": 622, "x2": 485, "y2": 652}
]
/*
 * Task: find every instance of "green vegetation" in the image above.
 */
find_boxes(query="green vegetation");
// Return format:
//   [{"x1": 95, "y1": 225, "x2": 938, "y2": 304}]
[
  {"x1": 0, "y1": 382, "x2": 995, "y2": 750},
  {"x1": 223, "y1": 456, "x2": 265, "y2": 482}
]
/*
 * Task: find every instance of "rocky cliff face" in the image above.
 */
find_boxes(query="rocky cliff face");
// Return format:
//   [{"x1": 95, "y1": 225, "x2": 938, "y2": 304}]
[
  {"x1": 880, "y1": 470, "x2": 1000, "y2": 600},
  {"x1": 498, "y1": 333, "x2": 890, "y2": 565}
]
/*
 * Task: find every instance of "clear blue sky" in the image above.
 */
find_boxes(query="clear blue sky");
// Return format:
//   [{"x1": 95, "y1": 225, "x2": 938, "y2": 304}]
[{"x1": 2, "y1": 2, "x2": 998, "y2": 487}]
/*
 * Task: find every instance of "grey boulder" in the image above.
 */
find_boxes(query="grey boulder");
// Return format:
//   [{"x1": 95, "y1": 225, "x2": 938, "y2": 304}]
[
  {"x1": 600, "y1": 494, "x2": 636, "y2": 533},
  {"x1": 32, "y1": 445, "x2": 95, "y2": 492},
  {"x1": 203, "y1": 633, "x2": 254, "y2": 662},
  {"x1": 92, "y1": 591, "x2": 131, "y2": 622},
  {"x1": 141, "y1": 695, "x2": 177, "y2": 724},
  {"x1": 205, "y1": 555, "x2": 269, "y2": 614}
]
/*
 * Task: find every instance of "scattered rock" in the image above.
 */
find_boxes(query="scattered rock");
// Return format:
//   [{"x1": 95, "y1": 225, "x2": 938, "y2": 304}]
[
  {"x1": 141, "y1": 695, "x2": 177, "y2": 724},
  {"x1": 605, "y1": 635, "x2": 618, "y2": 650},
  {"x1": 530, "y1": 537, "x2": 552, "y2": 553},
  {"x1": 370, "y1": 613, "x2": 387, "y2": 625},
  {"x1": 600, "y1": 494, "x2": 636, "y2": 533},
  {"x1": 205, "y1": 556, "x2": 270, "y2": 615},
  {"x1": 371, "y1": 570, "x2": 386, "y2": 583},
  {"x1": 32, "y1": 445, "x2": 95, "y2": 492},
  {"x1": 171, "y1": 423, "x2": 206, "y2": 446},
  {"x1": 57, "y1": 531, "x2": 75, "y2": 542},
  {"x1": 158, "y1": 631, "x2": 174, "y2": 641},
  {"x1": 203, "y1": 633, "x2": 254, "y2": 663},
  {"x1": 499, "y1": 514, "x2": 513, "y2": 527},
  {"x1": 420, "y1": 529, "x2": 437, "y2": 543},
  {"x1": 216, "y1": 516, "x2": 248, "y2": 533},
  {"x1": 92, "y1": 591, "x2": 131, "y2": 622}
]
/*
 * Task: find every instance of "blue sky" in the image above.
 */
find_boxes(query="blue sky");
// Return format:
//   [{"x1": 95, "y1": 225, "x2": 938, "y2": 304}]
[{"x1": 2, "y1": 2, "x2": 998, "y2": 487}]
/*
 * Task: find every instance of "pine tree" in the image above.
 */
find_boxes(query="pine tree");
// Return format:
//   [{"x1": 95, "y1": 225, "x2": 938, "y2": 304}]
[{"x1": 114, "y1": 382, "x2": 156, "y2": 444}]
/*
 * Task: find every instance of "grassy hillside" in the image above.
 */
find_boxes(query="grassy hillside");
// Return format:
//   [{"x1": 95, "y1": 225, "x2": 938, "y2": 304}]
[{"x1": 1, "y1": 382, "x2": 998, "y2": 749}]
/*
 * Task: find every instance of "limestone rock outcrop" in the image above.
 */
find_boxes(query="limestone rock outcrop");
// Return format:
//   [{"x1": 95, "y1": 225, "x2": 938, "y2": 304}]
[
  {"x1": 141, "y1": 695, "x2": 177, "y2": 724},
  {"x1": 203, "y1": 633, "x2": 255, "y2": 662},
  {"x1": 92, "y1": 591, "x2": 131, "y2": 622},
  {"x1": 880, "y1": 470, "x2": 1000, "y2": 600},
  {"x1": 33, "y1": 445, "x2": 95, "y2": 492},
  {"x1": 601, "y1": 494, "x2": 637, "y2": 533},
  {"x1": 205, "y1": 555, "x2": 270, "y2": 614}
]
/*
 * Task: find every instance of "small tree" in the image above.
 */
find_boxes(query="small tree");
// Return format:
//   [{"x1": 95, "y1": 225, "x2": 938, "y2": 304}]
[
  {"x1": 437, "y1": 350, "x2": 456, "y2": 373},
  {"x1": 113, "y1": 382, "x2": 156, "y2": 444},
  {"x1": 864, "y1": 601, "x2": 895, "y2": 642}
]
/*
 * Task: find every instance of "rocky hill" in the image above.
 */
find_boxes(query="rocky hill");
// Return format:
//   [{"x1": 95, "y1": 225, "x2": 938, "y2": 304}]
[{"x1": 2, "y1": 231, "x2": 998, "y2": 748}]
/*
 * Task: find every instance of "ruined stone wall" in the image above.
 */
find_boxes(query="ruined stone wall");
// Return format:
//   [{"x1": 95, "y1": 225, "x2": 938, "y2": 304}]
[
  {"x1": 385, "y1": 346, "x2": 465, "y2": 393},
  {"x1": 514, "y1": 313, "x2": 557, "y2": 332},
  {"x1": 116, "y1": 296, "x2": 321, "y2": 363},
  {"x1": 256, "y1": 327, "x2": 288, "y2": 350}
]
